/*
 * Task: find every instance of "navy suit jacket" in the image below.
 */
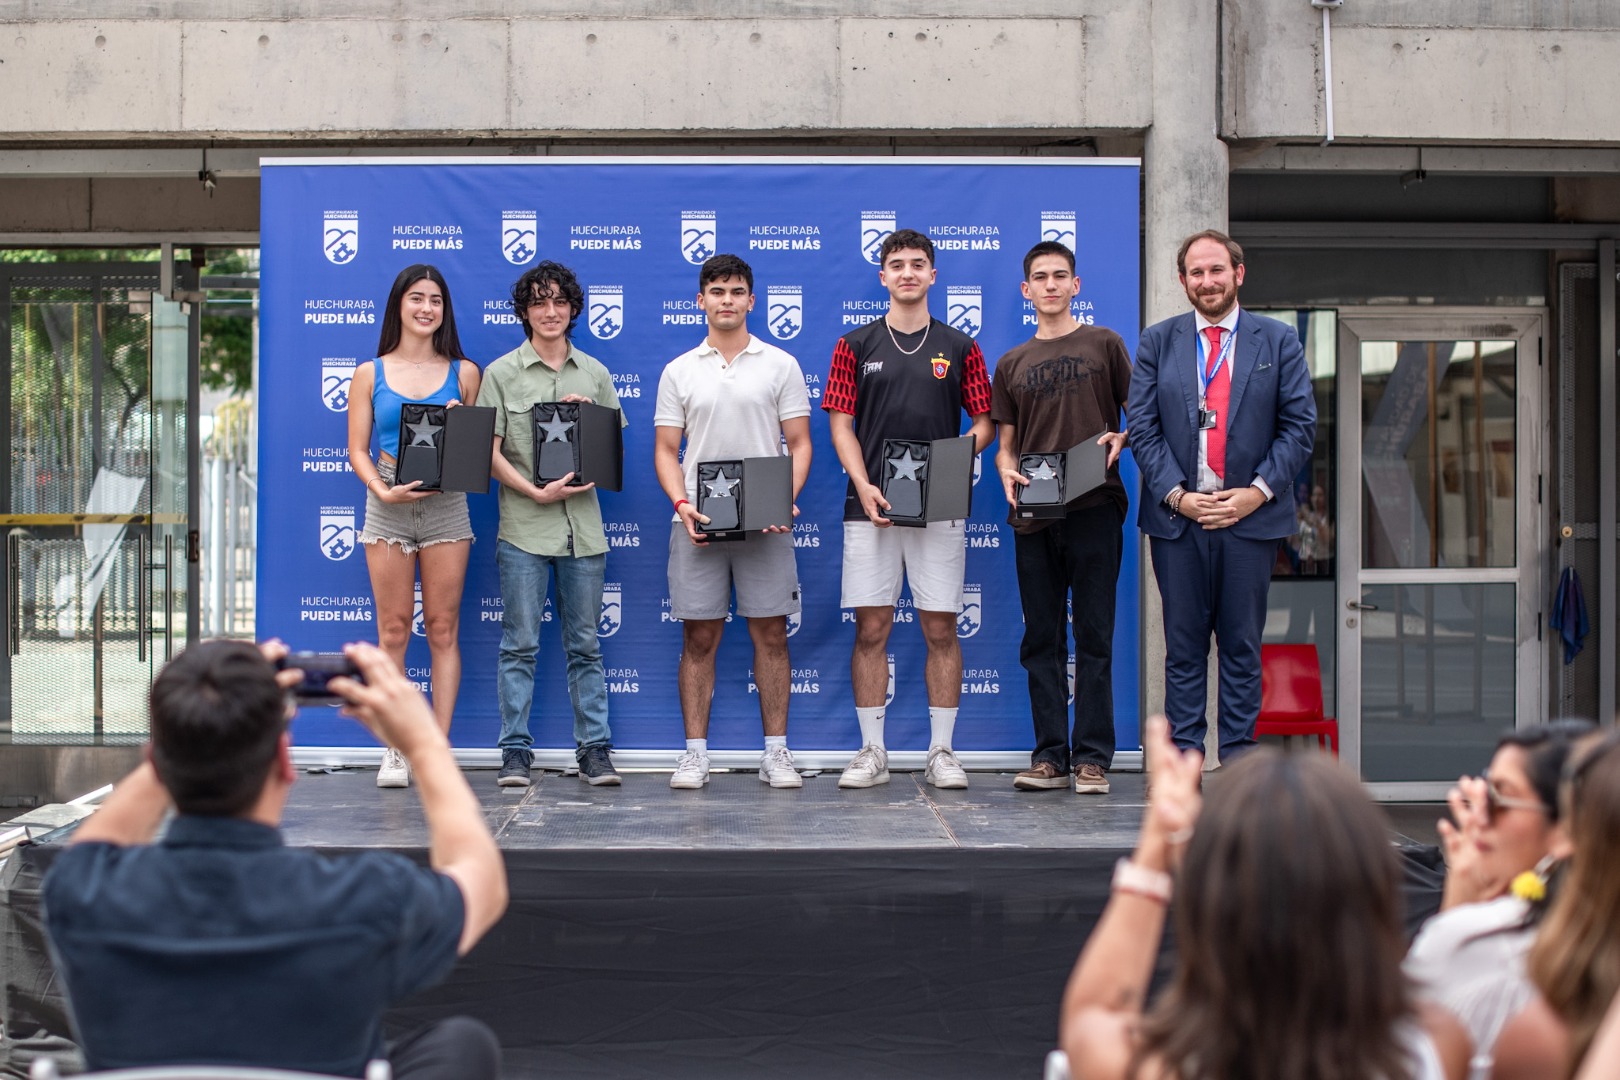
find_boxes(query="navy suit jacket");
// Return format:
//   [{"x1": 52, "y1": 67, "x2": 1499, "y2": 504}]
[{"x1": 1127, "y1": 308, "x2": 1316, "y2": 541}]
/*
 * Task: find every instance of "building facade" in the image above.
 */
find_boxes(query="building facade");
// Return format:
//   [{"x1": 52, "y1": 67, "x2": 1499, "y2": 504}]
[{"x1": 1, "y1": 0, "x2": 1615, "y2": 800}]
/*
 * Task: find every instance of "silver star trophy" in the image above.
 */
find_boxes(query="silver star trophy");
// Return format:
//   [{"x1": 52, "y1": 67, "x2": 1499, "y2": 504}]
[
  {"x1": 535, "y1": 405, "x2": 579, "y2": 482},
  {"x1": 704, "y1": 473, "x2": 739, "y2": 499},
  {"x1": 406, "y1": 418, "x2": 442, "y2": 447},
  {"x1": 395, "y1": 404, "x2": 446, "y2": 489},
  {"x1": 884, "y1": 445, "x2": 927, "y2": 519},
  {"x1": 1019, "y1": 454, "x2": 1063, "y2": 505},
  {"x1": 888, "y1": 448, "x2": 925, "y2": 481},
  {"x1": 698, "y1": 465, "x2": 741, "y2": 531}
]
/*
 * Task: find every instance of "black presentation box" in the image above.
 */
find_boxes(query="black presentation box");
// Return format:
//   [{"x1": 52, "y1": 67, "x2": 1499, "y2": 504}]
[
  {"x1": 1014, "y1": 431, "x2": 1110, "y2": 520},
  {"x1": 531, "y1": 401, "x2": 624, "y2": 491},
  {"x1": 880, "y1": 435, "x2": 975, "y2": 527},
  {"x1": 695, "y1": 455, "x2": 794, "y2": 541},
  {"x1": 394, "y1": 404, "x2": 497, "y2": 494}
]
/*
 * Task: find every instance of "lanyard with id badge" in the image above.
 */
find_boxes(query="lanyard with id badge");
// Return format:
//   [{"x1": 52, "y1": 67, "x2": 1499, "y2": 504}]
[{"x1": 1197, "y1": 318, "x2": 1236, "y2": 431}]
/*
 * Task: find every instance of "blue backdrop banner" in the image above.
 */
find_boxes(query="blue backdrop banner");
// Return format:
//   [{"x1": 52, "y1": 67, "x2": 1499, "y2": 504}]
[{"x1": 258, "y1": 157, "x2": 1142, "y2": 754}]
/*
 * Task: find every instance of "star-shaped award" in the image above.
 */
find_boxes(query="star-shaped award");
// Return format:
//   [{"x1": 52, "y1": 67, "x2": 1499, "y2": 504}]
[
  {"x1": 704, "y1": 473, "x2": 739, "y2": 499},
  {"x1": 888, "y1": 448, "x2": 924, "y2": 481},
  {"x1": 537, "y1": 414, "x2": 576, "y2": 442},
  {"x1": 1027, "y1": 459, "x2": 1058, "y2": 481},
  {"x1": 406, "y1": 418, "x2": 442, "y2": 447}
]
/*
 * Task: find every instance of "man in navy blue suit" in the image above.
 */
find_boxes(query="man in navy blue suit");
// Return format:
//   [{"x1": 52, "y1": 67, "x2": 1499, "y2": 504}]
[{"x1": 1127, "y1": 230, "x2": 1316, "y2": 761}]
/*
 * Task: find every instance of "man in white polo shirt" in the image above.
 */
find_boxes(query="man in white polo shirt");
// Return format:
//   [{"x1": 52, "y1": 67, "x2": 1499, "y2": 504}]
[{"x1": 653, "y1": 254, "x2": 813, "y2": 790}]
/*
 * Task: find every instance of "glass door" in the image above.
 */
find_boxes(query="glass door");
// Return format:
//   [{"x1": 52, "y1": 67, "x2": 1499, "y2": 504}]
[
  {"x1": 1337, "y1": 310, "x2": 1544, "y2": 797},
  {"x1": 0, "y1": 263, "x2": 199, "y2": 744}
]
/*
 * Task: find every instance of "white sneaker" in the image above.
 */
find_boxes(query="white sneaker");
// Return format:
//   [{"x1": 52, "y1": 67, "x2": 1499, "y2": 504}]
[
  {"x1": 838, "y1": 744, "x2": 890, "y2": 789},
  {"x1": 925, "y1": 746, "x2": 969, "y2": 789},
  {"x1": 377, "y1": 748, "x2": 410, "y2": 789},
  {"x1": 759, "y1": 745, "x2": 803, "y2": 789},
  {"x1": 669, "y1": 750, "x2": 710, "y2": 789}
]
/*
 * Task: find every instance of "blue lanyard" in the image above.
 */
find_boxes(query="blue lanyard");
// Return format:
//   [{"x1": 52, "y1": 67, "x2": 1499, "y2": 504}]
[{"x1": 1197, "y1": 317, "x2": 1237, "y2": 400}]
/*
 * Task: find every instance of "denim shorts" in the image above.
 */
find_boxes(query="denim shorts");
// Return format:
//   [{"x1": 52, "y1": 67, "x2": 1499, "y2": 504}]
[{"x1": 357, "y1": 458, "x2": 475, "y2": 554}]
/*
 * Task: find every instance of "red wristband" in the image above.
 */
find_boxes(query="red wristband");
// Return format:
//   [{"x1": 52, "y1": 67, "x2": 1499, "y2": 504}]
[{"x1": 674, "y1": 499, "x2": 691, "y2": 512}]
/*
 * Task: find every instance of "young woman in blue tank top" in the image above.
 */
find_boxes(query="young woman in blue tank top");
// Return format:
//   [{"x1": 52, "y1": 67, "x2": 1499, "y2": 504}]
[{"x1": 346, "y1": 264, "x2": 481, "y2": 788}]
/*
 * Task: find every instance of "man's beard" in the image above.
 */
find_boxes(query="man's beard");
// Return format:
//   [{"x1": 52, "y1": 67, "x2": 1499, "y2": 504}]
[{"x1": 1191, "y1": 286, "x2": 1235, "y2": 319}]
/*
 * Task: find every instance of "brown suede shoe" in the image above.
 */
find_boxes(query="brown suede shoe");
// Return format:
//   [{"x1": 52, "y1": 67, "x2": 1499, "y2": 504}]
[
  {"x1": 1073, "y1": 762, "x2": 1111, "y2": 794},
  {"x1": 1013, "y1": 761, "x2": 1069, "y2": 790}
]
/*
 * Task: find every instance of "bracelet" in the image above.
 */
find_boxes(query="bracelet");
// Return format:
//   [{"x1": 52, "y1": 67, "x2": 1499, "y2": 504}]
[
  {"x1": 366, "y1": 476, "x2": 385, "y2": 492},
  {"x1": 1112, "y1": 857, "x2": 1173, "y2": 904},
  {"x1": 1168, "y1": 490, "x2": 1184, "y2": 516},
  {"x1": 674, "y1": 498, "x2": 691, "y2": 512}
]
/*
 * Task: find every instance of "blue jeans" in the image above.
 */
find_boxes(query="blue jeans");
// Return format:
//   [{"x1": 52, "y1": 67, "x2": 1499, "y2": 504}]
[{"x1": 496, "y1": 540, "x2": 611, "y2": 758}]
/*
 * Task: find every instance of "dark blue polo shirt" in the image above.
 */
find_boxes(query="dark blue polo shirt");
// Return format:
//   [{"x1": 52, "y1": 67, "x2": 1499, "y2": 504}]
[{"x1": 41, "y1": 815, "x2": 464, "y2": 1076}]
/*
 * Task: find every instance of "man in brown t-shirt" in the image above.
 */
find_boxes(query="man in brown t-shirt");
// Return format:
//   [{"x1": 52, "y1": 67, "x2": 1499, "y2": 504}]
[{"x1": 990, "y1": 241, "x2": 1131, "y2": 794}]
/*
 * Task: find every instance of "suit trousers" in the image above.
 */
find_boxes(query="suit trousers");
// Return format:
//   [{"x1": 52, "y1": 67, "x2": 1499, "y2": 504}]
[
  {"x1": 1013, "y1": 501, "x2": 1124, "y2": 771},
  {"x1": 1149, "y1": 525, "x2": 1277, "y2": 760}
]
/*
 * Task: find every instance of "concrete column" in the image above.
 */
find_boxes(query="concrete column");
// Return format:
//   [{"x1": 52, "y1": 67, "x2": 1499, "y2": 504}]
[{"x1": 1139, "y1": 0, "x2": 1229, "y2": 761}]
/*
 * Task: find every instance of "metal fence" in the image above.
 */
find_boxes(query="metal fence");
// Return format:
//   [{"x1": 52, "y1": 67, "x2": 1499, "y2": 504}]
[{"x1": 200, "y1": 397, "x2": 256, "y2": 639}]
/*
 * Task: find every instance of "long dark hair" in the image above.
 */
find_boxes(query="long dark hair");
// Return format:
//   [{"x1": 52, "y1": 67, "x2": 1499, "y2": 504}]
[
  {"x1": 1500, "y1": 719, "x2": 1596, "y2": 823},
  {"x1": 1468, "y1": 720, "x2": 1595, "y2": 942},
  {"x1": 1529, "y1": 731, "x2": 1620, "y2": 1072},
  {"x1": 1133, "y1": 751, "x2": 1415, "y2": 1080},
  {"x1": 374, "y1": 263, "x2": 468, "y2": 361}
]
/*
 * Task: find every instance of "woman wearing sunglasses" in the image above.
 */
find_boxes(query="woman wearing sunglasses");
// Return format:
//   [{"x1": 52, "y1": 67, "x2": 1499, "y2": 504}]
[
  {"x1": 1405, "y1": 721, "x2": 1591, "y2": 1079},
  {"x1": 1492, "y1": 729, "x2": 1620, "y2": 1078}
]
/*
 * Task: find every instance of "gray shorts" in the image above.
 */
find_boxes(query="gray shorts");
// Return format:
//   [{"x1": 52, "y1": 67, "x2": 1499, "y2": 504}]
[
  {"x1": 667, "y1": 521, "x2": 801, "y2": 620},
  {"x1": 357, "y1": 458, "x2": 475, "y2": 554}
]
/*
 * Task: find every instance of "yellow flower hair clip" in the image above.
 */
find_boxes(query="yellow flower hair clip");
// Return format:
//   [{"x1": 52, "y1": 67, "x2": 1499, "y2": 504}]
[{"x1": 1510, "y1": 870, "x2": 1546, "y2": 903}]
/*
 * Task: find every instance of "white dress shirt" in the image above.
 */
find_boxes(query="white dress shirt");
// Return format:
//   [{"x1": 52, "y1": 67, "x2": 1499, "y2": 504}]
[{"x1": 1166, "y1": 306, "x2": 1274, "y2": 505}]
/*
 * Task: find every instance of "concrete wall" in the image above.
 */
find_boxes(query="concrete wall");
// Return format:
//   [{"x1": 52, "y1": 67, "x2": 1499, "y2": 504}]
[
  {"x1": 5, "y1": 3, "x2": 1620, "y2": 151},
  {"x1": 0, "y1": 178, "x2": 259, "y2": 235},
  {"x1": 1224, "y1": 0, "x2": 1620, "y2": 144},
  {"x1": 0, "y1": 4, "x2": 1151, "y2": 141}
]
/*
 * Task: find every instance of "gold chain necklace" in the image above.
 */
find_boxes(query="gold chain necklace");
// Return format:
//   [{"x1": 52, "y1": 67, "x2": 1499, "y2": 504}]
[{"x1": 884, "y1": 318, "x2": 931, "y2": 356}]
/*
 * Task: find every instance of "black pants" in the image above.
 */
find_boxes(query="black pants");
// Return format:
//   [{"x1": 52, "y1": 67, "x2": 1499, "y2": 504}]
[
  {"x1": 1013, "y1": 501, "x2": 1124, "y2": 771},
  {"x1": 389, "y1": 1017, "x2": 501, "y2": 1080}
]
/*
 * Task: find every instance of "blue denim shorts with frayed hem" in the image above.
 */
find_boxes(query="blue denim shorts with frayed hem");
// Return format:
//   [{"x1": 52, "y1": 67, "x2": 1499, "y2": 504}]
[{"x1": 357, "y1": 458, "x2": 474, "y2": 555}]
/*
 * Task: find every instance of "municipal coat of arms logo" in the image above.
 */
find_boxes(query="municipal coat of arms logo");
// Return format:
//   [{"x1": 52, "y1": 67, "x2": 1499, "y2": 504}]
[{"x1": 323, "y1": 211, "x2": 359, "y2": 265}]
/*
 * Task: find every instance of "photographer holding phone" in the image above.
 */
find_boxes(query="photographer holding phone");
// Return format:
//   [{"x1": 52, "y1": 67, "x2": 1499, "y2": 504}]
[{"x1": 41, "y1": 638, "x2": 508, "y2": 1079}]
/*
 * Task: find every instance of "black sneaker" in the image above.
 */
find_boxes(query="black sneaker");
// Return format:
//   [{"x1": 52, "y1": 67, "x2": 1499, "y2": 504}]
[
  {"x1": 579, "y1": 745, "x2": 621, "y2": 786},
  {"x1": 497, "y1": 749, "x2": 533, "y2": 788}
]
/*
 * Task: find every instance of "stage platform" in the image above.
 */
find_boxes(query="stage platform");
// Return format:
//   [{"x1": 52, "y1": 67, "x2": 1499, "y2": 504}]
[{"x1": 2, "y1": 766, "x2": 1444, "y2": 1080}]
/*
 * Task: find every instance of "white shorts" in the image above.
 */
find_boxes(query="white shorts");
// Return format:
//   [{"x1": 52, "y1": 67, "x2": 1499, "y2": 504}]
[{"x1": 840, "y1": 519, "x2": 966, "y2": 612}]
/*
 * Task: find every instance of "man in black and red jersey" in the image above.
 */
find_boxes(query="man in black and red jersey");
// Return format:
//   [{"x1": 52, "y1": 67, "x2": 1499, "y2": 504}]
[{"x1": 823, "y1": 228, "x2": 994, "y2": 791}]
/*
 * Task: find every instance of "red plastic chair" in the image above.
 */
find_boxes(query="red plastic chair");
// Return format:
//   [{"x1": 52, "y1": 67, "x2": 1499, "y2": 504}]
[{"x1": 1256, "y1": 644, "x2": 1339, "y2": 756}]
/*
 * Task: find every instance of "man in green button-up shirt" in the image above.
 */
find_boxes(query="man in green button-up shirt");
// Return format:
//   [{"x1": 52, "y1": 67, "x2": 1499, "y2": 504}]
[{"x1": 477, "y1": 262, "x2": 627, "y2": 789}]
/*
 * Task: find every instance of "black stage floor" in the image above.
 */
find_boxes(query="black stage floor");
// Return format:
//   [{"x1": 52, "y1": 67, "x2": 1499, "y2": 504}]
[
  {"x1": 283, "y1": 763, "x2": 1152, "y2": 851},
  {"x1": 2, "y1": 767, "x2": 1444, "y2": 1080}
]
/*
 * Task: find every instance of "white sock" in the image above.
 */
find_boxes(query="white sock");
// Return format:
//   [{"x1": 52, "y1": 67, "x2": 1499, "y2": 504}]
[
  {"x1": 763, "y1": 735, "x2": 787, "y2": 751},
  {"x1": 929, "y1": 707, "x2": 958, "y2": 751},
  {"x1": 686, "y1": 738, "x2": 708, "y2": 756},
  {"x1": 855, "y1": 707, "x2": 886, "y2": 750}
]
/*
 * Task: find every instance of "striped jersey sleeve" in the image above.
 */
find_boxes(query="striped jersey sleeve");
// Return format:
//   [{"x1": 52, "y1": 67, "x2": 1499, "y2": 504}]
[
  {"x1": 960, "y1": 342, "x2": 992, "y2": 416},
  {"x1": 823, "y1": 337, "x2": 859, "y2": 415}
]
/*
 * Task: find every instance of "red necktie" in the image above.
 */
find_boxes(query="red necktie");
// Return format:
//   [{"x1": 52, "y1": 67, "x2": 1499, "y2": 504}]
[{"x1": 1203, "y1": 325, "x2": 1228, "y2": 482}]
